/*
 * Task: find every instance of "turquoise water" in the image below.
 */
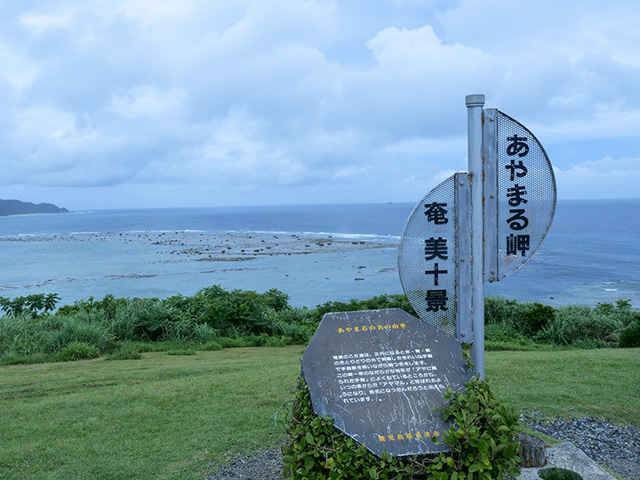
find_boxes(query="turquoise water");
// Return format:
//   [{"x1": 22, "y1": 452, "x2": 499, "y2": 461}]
[{"x1": 1, "y1": 200, "x2": 639, "y2": 308}]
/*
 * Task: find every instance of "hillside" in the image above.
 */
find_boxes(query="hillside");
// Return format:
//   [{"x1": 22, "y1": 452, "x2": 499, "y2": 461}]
[{"x1": 0, "y1": 199, "x2": 69, "y2": 216}]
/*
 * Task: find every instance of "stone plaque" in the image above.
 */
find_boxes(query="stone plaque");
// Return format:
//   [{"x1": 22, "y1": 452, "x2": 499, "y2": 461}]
[{"x1": 301, "y1": 308, "x2": 474, "y2": 457}]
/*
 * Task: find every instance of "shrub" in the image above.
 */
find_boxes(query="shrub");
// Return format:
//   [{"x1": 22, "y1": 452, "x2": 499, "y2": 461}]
[
  {"x1": 542, "y1": 305, "x2": 622, "y2": 346},
  {"x1": 282, "y1": 377, "x2": 521, "y2": 479},
  {"x1": 523, "y1": 302, "x2": 556, "y2": 334},
  {"x1": 313, "y1": 294, "x2": 416, "y2": 322},
  {"x1": 432, "y1": 378, "x2": 521, "y2": 479},
  {"x1": 106, "y1": 343, "x2": 143, "y2": 360},
  {"x1": 57, "y1": 294, "x2": 128, "y2": 321},
  {"x1": 167, "y1": 348, "x2": 196, "y2": 356},
  {"x1": 485, "y1": 323, "x2": 530, "y2": 345},
  {"x1": 484, "y1": 297, "x2": 531, "y2": 326},
  {"x1": 174, "y1": 285, "x2": 293, "y2": 336},
  {"x1": 56, "y1": 342, "x2": 100, "y2": 361},
  {"x1": 0, "y1": 293, "x2": 60, "y2": 317},
  {"x1": 111, "y1": 299, "x2": 176, "y2": 341},
  {"x1": 41, "y1": 316, "x2": 113, "y2": 353},
  {"x1": 0, "y1": 313, "x2": 45, "y2": 356},
  {"x1": 163, "y1": 318, "x2": 218, "y2": 343},
  {"x1": 201, "y1": 341, "x2": 223, "y2": 351},
  {"x1": 215, "y1": 337, "x2": 253, "y2": 348},
  {"x1": 619, "y1": 316, "x2": 640, "y2": 348}
]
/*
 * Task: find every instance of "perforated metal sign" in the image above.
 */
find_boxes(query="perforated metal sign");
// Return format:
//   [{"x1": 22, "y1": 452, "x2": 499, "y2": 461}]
[
  {"x1": 398, "y1": 173, "x2": 471, "y2": 339},
  {"x1": 399, "y1": 109, "x2": 555, "y2": 341},
  {"x1": 483, "y1": 110, "x2": 557, "y2": 282}
]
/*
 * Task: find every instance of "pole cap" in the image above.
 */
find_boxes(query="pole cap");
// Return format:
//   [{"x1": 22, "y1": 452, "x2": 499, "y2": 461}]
[{"x1": 465, "y1": 94, "x2": 485, "y2": 107}]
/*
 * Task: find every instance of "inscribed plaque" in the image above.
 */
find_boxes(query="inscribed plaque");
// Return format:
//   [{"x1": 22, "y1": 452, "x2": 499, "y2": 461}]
[{"x1": 301, "y1": 308, "x2": 474, "y2": 457}]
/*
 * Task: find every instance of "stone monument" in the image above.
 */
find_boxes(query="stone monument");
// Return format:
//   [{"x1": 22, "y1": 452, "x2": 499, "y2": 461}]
[{"x1": 301, "y1": 308, "x2": 473, "y2": 457}]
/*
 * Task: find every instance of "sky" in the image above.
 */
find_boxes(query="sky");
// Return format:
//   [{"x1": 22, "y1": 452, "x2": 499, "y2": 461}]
[{"x1": 1, "y1": 0, "x2": 640, "y2": 210}]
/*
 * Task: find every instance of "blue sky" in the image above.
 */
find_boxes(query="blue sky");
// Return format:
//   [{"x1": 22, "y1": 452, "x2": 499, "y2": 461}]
[{"x1": 1, "y1": 0, "x2": 639, "y2": 210}]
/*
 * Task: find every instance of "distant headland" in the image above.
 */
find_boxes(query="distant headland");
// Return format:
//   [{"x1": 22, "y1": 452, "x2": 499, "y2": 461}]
[{"x1": 0, "y1": 199, "x2": 69, "y2": 216}]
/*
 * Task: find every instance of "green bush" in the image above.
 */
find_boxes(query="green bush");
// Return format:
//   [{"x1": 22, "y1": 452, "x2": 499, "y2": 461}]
[
  {"x1": 619, "y1": 316, "x2": 640, "y2": 348},
  {"x1": 56, "y1": 342, "x2": 101, "y2": 361},
  {"x1": 485, "y1": 323, "x2": 530, "y2": 345},
  {"x1": 523, "y1": 302, "x2": 556, "y2": 334},
  {"x1": 162, "y1": 318, "x2": 219, "y2": 343},
  {"x1": 0, "y1": 293, "x2": 60, "y2": 317},
  {"x1": 313, "y1": 294, "x2": 417, "y2": 322},
  {"x1": 41, "y1": 316, "x2": 113, "y2": 353},
  {"x1": 282, "y1": 378, "x2": 521, "y2": 479},
  {"x1": 484, "y1": 297, "x2": 531, "y2": 327},
  {"x1": 171, "y1": 286, "x2": 293, "y2": 337},
  {"x1": 57, "y1": 294, "x2": 128, "y2": 321},
  {"x1": 201, "y1": 341, "x2": 223, "y2": 351},
  {"x1": 105, "y1": 343, "x2": 143, "y2": 360},
  {"x1": 167, "y1": 348, "x2": 196, "y2": 356},
  {"x1": 433, "y1": 378, "x2": 521, "y2": 479},
  {"x1": 485, "y1": 299, "x2": 555, "y2": 337},
  {"x1": 541, "y1": 305, "x2": 622, "y2": 347},
  {"x1": 111, "y1": 298, "x2": 176, "y2": 341},
  {"x1": 2, "y1": 289, "x2": 638, "y2": 365},
  {"x1": 0, "y1": 313, "x2": 45, "y2": 356}
]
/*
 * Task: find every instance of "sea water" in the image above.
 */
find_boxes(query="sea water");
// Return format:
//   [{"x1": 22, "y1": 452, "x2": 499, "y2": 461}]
[{"x1": 1, "y1": 200, "x2": 639, "y2": 308}]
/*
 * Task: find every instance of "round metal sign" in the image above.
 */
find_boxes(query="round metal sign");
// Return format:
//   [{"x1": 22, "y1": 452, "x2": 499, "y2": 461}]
[
  {"x1": 398, "y1": 174, "x2": 464, "y2": 337},
  {"x1": 485, "y1": 110, "x2": 557, "y2": 281}
]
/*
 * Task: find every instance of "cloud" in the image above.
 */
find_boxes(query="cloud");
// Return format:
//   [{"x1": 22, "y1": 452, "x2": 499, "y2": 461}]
[
  {"x1": 1, "y1": 0, "x2": 639, "y2": 208},
  {"x1": 109, "y1": 86, "x2": 185, "y2": 119},
  {"x1": 338, "y1": 24, "x2": 503, "y2": 137},
  {"x1": 0, "y1": 43, "x2": 40, "y2": 92},
  {"x1": 554, "y1": 157, "x2": 640, "y2": 199}
]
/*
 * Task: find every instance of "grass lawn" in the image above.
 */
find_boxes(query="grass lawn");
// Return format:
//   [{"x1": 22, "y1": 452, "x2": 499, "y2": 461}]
[
  {"x1": 0, "y1": 346, "x2": 304, "y2": 480},
  {"x1": 487, "y1": 348, "x2": 640, "y2": 425},
  {"x1": 0, "y1": 346, "x2": 638, "y2": 479}
]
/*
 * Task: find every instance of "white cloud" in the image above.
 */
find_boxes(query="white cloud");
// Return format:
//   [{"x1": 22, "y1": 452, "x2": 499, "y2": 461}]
[
  {"x1": 1, "y1": 0, "x2": 640, "y2": 209},
  {"x1": 109, "y1": 86, "x2": 185, "y2": 119},
  {"x1": 554, "y1": 157, "x2": 640, "y2": 199},
  {"x1": 20, "y1": 11, "x2": 73, "y2": 32}
]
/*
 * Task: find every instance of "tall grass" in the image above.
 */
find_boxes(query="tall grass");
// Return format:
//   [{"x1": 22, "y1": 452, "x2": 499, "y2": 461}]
[
  {"x1": 484, "y1": 297, "x2": 640, "y2": 350},
  {"x1": 1, "y1": 288, "x2": 640, "y2": 365}
]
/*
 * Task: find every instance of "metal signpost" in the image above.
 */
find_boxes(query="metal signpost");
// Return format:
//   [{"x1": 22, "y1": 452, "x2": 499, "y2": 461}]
[
  {"x1": 398, "y1": 94, "x2": 556, "y2": 379},
  {"x1": 300, "y1": 94, "x2": 556, "y2": 460}
]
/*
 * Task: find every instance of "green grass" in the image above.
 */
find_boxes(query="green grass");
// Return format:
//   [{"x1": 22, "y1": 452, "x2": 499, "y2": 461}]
[
  {"x1": 0, "y1": 346, "x2": 638, "y2": 479},
  {"x1": 487, "y1": 348, "x2": 640, "y2": 425},
  {"x1": 0, "y1": 346, "x2": 304, "y2": 480}
]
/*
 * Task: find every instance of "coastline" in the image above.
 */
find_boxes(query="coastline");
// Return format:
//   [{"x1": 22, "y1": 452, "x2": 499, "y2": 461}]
[
  {"x1": 2, "y1": 198, "x2": 640, "y2": 309},
  {"x1": 0, "y1": 230, "x2": 401, "y2": 307}
]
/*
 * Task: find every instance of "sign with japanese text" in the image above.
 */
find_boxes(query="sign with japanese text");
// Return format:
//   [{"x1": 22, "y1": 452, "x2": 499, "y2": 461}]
[
  {"x1": 398, "y1": 174, "x2": 471, "y2": 339},
  {"x1": 484, "y1": 110, "x2": 557, "y2": 282},
  {"x1": 301, "y1": 309, "x2": 473, "y2": 457},
  {"x1": 398, "y1": 109, "x2": 555, "y2": 342}
]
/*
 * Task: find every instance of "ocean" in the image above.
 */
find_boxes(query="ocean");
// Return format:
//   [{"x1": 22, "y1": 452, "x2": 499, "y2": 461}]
[{"x1": 1, "y1": 200, "x2": 639, "y2": 309}]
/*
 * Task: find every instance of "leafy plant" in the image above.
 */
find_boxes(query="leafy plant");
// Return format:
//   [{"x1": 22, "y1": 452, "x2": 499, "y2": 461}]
[
  {"x1": 282, "y1": 377, "x2": 521, "y2": 479},
  {"x1": 619, "y1": 316, "x2": 640, "y2": 348},
  {"x1": 523, "y1": 302, "x2": 556, "y2": 334},
  {"x1": 106, "y1": 343, "x2": 143, "y2": 360},
  {"x1": 313, "y1": 294, "x2": 417, "y2": 322},
  {"x1": 0, "y1": 293, "x2": 60, "y2": 317},
  {"x1": 56, "y1": 342, "x2": 100, "y2": 361},
  {"x1": 541, "y1": 305, "x2": 622, "y2": 347},
  {"x1": 430, "y1": 378, "x2": 521, "y2": 479}
]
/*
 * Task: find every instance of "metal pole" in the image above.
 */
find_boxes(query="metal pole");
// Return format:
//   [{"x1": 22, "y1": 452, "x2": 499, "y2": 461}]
[{"x1": 466, "y1": 94, "x2": 485, "y2": 380}]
